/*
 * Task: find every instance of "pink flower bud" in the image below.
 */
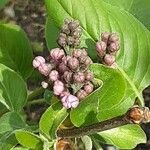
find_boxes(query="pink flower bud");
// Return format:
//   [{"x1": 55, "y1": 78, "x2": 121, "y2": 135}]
[
  {"x1": 101, "y1": 32, "x2": 110, "y2": 43},
  {"x1": 63, "y1": 71, "x2": 73, "y2": 83},
  {"x1": 96, "y1": 41, "x2": 107, "y2": 58},
  {"x1": 73, "y1": 49, "x2": 82, "y2": 58},
  {"x1": 108, "y1": 42, "x2": 120, "y2": 52},
  {"x1": 60, "y1": 91, "x2": 70, "y2": 98},
  {"x1": 41, "y1": 81, "x2": 48, "y2": 89},
  {"x1": 109, "y1": 33, "x2": 119, "y2": 43},
  {"x1": 67, "y1": 57, "x2": 79, "y2": 71},
  {"x1": 50, "y1": 48, "x2": 65, "y2": 61},
  {"x1": 103, "y1": 54, "x2": 115, "y2": 66},
  {"x1": 76, "y1": 90, "x2": 87, "y2": 100},
  {"x1": 81, "y1": 48, "x2": 88, "y2": 56},
  {"x1": 53, "y1": 80, "x2": 64, "y2": 95},
  {"x1": 38, "y1": 63, "x2": 50, "y2": 76},
  {"x1": 84, "y1": 56, "x2": 93, "y2": 66},
  {"x1": 32, "y1": 56, "x2": 45, "y2": 68},
  {"x1": 58, "y1": 62, "x2": 69, "y2": 73},
  {"x1": 85, "y1": 71, "x2": 94, "y2": 81},
  {"x1": 61, "y1": 94, "x2": 79, "y2": 109},
  {"x1": 84, "y1": 82, "x2": 94, "y2": 94},
  {"x1": 73, "y1": 72, "x2": 85, "y2": 83},
  {"x1": 62, "y1": 56, "x2": 71, "y2": 65},
  {"x1": 49, "y1": 70, "x2": 59, "y2": 82}
]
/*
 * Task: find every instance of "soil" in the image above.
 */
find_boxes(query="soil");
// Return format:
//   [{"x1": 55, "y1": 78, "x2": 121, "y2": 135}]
[{"x1": 0, "y1": 0, "x2": 150, "y2": 149}]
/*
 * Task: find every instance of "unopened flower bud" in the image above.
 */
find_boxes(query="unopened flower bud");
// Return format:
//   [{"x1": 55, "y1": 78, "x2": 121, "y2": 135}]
[
  {"x1": 41, "y1": 81, "x2": 48, "y2": 89},
  {"x1": 81, "y1": 48, "x2": 88, "y2": 56},
  {"x1": 50, "y1": 48, "x2": 65, "y2": 61},
  {"x1": 67, "y1": 36, "x2": 75, "y2": 45},
  {"x1": 60, "y1": 91, "x2": 70, "y2": 98},
  {"x1": 74, "y1": 38, "x2": 80, "y2": 46},
  {"x1": 67, "y1": 57, "x2": 79, "y2": 71},
  {"x1": 78, "y1": 55, "x2": 87, "y2": 64},
  {"x1": 73, "y1": 49, "x2": 82, "y2": 58},
  {"x1": 62, "y1": 56, "x2": 71, "y2": 65},
  {"x1": 96, "y1": 41, "x2": 107, "y2": 58},
  {"x1": 61, "y1": 94, "x2": 79, "y2": 109},
  {"x1": 63, "y1": 71, "x2": 73, "y2": 83},
  {"x1": 53, "y1": 80, "x2": 64, "y2": 95},
  {"x1": 57, "y1": 33, "x2": 67, "y2": 47},
  {"x1": 109, "y1": 33, "x2": 119, "y2": 43},
  {"x1": 108, "y1": 42, "x2": 120, "y2": 52},
  {"x1": 32, "y1": 56, "x2": 45, "y2": 68},
  {"x1": 76, "y1": 90, "x2": 87, "y2": 100},
  {"x1": 85, "y1": 71, "x2": 94, "y2": 81},
  {"x1": 38, "y1": 63, "x2": 50, "y2": 76},
  {"x1": 84, "y1": 82, "x2": 94, "y2": 94},
  {"x1": 71, "y1": 27, "x2": 82, "y2": 38},
  {"x1": 61, "y1": 24, "x2": 70, "y2": 35},
  {"x1": 101, "y1": 32, "x2": 110, "y2": 43},
  {"x1": 84, "y1": 56, "x2": 93, "y2": 66},
  {"x1": 68, "y1": 20, "x2": 79, "y2": 31},
  {"x1": 58, "y1": 62, "x2": 69, "y2": 73},
  {"x1": 73, "y1": 72, "x2": 85, "y2": 83},
  {"x1": 49, "y1": 70, "x2": 59, "y2": 82},
  {"x1": 104, "y1": 54, "x2": 115, "y2": 66}
]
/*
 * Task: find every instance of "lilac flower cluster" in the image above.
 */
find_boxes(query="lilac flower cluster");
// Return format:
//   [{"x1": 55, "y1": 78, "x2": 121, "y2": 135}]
[
  {"x1": 96, "y1": 32, "x2": 120, "y2": 66},
  {"x1": 33, "y1": 19, "x2": 94, "y2": 109}
]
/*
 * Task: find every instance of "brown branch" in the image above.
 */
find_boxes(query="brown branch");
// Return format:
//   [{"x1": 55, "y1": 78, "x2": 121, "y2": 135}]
[{"x1": 57, "y1": 106, "x2": 149, "y2": 138}]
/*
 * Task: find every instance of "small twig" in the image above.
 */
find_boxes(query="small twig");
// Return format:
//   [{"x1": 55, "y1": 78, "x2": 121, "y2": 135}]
[
  {"x1": 57, "y1": 106, "x2": 150, "y2": 138},
  {"x1": 57, "y1": 115, "x2": 129, "y2": 138},
  {"x1": 26, "y1": 98, "x2": 46, "y2": 106},
  {"x1": 27, "y1": 87, "x2": 45, "y2": 101}
]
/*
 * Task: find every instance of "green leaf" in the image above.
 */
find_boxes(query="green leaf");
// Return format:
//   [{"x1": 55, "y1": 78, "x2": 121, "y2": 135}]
[
  {"x1": 0, "y1": 112, "x2": 26, "y2": 134},
  {"x1": 45, "y1": 0, "x2": 150, "y2": 94},
  {"x1": 70, "y1": 64, "x2": 127, "y2": 127},
  {"x1": 0, "y1": 24, "x2": 33, "y2": 79},
  {"x1": 39, "y1": 101, "x2": 68, "y2": 139},
  {"x1": 0, "y1": 112, "x2": 27, "y2": 150},
  {"x1": 0, "y1": 64, "x2": 27, "y2": 112},
  {"x1": 44, "y1": 89, "x2": 53, "y2": 103},
  {"x1": 0, "y1": 132, "x2": 18, "y2": 150},
  {"x1": 102, "y1": 0, "x2": 150, "y2": 30},
  {"x1": 45, "y1": 18, "x2": 59, "y2": 49},
  {"x1": 15, "y1": 130, "x2": 43, "y2": 150},
  {"x1": 93, "y1": 124, "x2": 146, "y2": 149},
  {"x1": 45, "y1": 0, "x2": 150, "y2": 114},
  {"x1": 12, "y1": 147, "x2": 29, "y2": 150},
  {"x1": 0, "y1": 0, "x2": 10, "y2": 9}
]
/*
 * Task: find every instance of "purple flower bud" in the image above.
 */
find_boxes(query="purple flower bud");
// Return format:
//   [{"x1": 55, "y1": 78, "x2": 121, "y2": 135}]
[
  {"x1": 38, "y1": 63, "x2": 50, "y2": 76},
  {"x1": 73, "y1": 72, "x2": 85, "y2": 83},
  {"x1": 32, "y1": 56, "x2": 45, "y2": 68},
  {"x1": 85, "y1": 71, "x2": 94, "y2": 81},
  {"x1": 58, "y1": 62, "x2": 69, "y2": 73},
  {"x1": 73, "y1": 49, "x2": 82, "y2": 58},
  {"x1": 67, "y1": 57, "x2": 79, "y2": 71},
  {"x1": 101, "y1": 32, "x2": 110, "y2": 43},
  {"x1": 84, "y1": 56, "x2": 93, "y2": 66},
  {"x1": 108, "y1": 42, "x2": 120, "y2": 52},
  {"x1": 76, "y1": 90, "x2": 87, "y2": 100},
  {"x1": 57, "y1": 33, "x2": 67, "y2": 47},
  {"x1": 96, "y1": 41, "x2": 107, "y2": 58},
  {"x1": 81, "y1": 48, "x2": 88, "y2": 56},
  {"x1": 63, "y1": 71, "x2": 73, "y2": 83},
  {"x1": 103, "y1": 54, "x2": 115, "y2": 66},
  {"x1": 71, "y1": 28, "x2": 82, "y2": 38},
  {"x1": 84, "y1": 82, "x2": 94, "y2": 94},
  {"x1": 109, "y1": 33, "x2": 119, "y2": 43},
  {"x1": 61, "y1": 24, "x2": 70, "y2": 35},
  {"x1": 60, "y1": 91, "x2": 70, "y2": 98},
  {"x1": 50, "y1": 48, "x2": 65, "y2": 61},
  {"x1": 49, "y1": 70, "x2": 59, "y2": 82},
  {"x1": 53, "y1": 80, "x2": 65, "y2": 95},
  {"x1": 62, "y1": 56, "x2": 71, "y2": 65},
  {"x1": 61, "y1": 94, "x2": 79, "y2": 109},
  {"x1": 68, "y1": 21, "x2": 79, "y2": 31},
  {"x1": 67, "y1": 36, "x2": 75, "y2": 45},
  {"x1": 41, "y1": 81, "x2": 48, "y2": 89}
]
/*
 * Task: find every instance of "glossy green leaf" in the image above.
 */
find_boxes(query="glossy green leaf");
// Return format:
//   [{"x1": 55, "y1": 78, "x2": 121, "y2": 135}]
[
  {"x1": 70, "y1": 64, "x2": 127, "y2": 127},
  {"x1": 0, "y1": 64, "x2": 27, "y2": 112},
  {"x1": 0, "y1": 112, "x2": 26, "y2": 134},
  {"x1": 45, "y1": 0, "x2": 150, "y2": 96},
  {"x1": 94, "y1": 124, "x2": 146, "y2": 149},
  {"x1": 0, "y1": 132, "x2": 18, "y2": 150},
  {"x1": 15, "y1": 130, "x2": 43, "y2": 150},
  {"x1": 0, "y1": 0, "x2": 9, "y2": 9},
  {"x1": 12, "y1": 147, "x2": 29, "y2": 150},
  {"x1": 103, "y1": 0, "x2": 150, "y2": 30},
  {"x1": 39, "y1": 101, "x2": 68, "y2": 139},
  {"x1": 0, "y1": 24, "x2": 33, "y2": 79},
  {"x1": 44, "y1": 89, "x2": 53, "y2": 103}
]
